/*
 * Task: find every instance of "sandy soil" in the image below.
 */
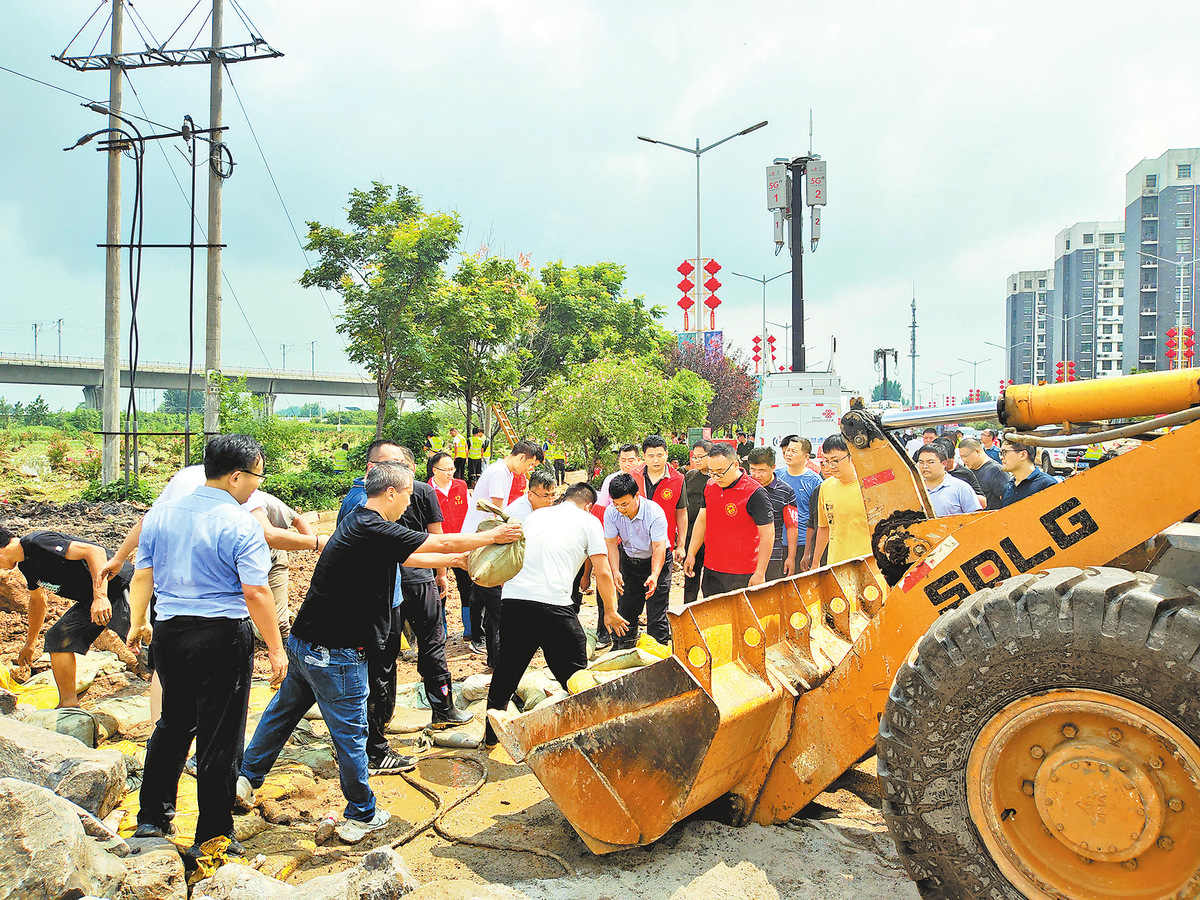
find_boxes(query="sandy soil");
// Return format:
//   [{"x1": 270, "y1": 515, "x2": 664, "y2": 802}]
[{"x1": 0, "y1": 501, "x2": 917, "y2": 899}]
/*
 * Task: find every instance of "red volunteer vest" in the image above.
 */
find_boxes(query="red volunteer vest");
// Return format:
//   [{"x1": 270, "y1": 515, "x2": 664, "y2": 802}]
[
  {"x1": 703, "y1": 474, "x2": 766, "y2": 575},
  {"x1": 430, "y1": 478, "x2": 469, "y2": 534},
  {"x1": 632, "y1": 465, "x2": 685, "y2": 549}
]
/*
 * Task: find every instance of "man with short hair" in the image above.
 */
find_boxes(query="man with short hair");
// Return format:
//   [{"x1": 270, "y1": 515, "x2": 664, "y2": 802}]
[
  {"x1": 801, "y1": 455, "x2": 834, "y2": 571},
  {"x1": 959, "y1": 438, "x2": 1009, "y2": 510},
  {"x1": 0, "y1": 527, "x2": 133, "y2": 709},
  {"x1": 449, "y1": 428, "x2": 468, "y2": 482},
  {"x1": 684, "y1": 443, "x2": 774, "y2": 594},
  {"x1": 485, "y1": 483, "x2": 629, "y2": 746},
  {"x1": 605, "y1": 473, "x2": 671, "y2": 648},
  {"x1": 332, "y1": 443, "x2": 349, "y2": 474},
  {"x1": 682, "y1": 440, "x2": 712, "y2": 604},
  {"x1": 809, "y1": 435, "x2": 871, "y2": 568},
  {"x1": 981, "y1": 429, "x2": 1001, "y2": 463},
  {"x1": 463, "y1": 440, "x2": 545, "y2": 663},
  {"x1": 466, "y1": 427, "x2": 488, "y2": 486},
  {"x1": 544, "y1": 436, "x2": 567, "y2": 486},
  {"x1": 596, "y1": 444, "x2": 641, "y2": 509},
  {"x1": 933, "y1": 437, "x2": 986, "y2": 508},
  {"x1": 915, "y1": 444, "x2": 980, "y2": 516},
  {"x1": 735, "y1": 431, "x2": 754, "y2": 468},
  {"x1": 631, "y1": 435, "x2": 688, "y2": 562},
  {"x1": 747, "y1": 447, "x2": 799, "y2": 581},
  {"x1": 906, "y1": 427, "x2": 938, "y2": 457},
  {"x1": 128, "y1": 435, "x2": 284, "y2": 855},
  {"x1": 999, "y1": 440, "x2": 1058, "y2": 507},
  {"x1": 238, "y1": 462, "x2": 520, "y2": 843},
  {"x1": 775, "y1": 435, "x2": 822, "y2": 569},
  {"x1": 506, "y1": 469, "x2": 557, "y2": 522}
]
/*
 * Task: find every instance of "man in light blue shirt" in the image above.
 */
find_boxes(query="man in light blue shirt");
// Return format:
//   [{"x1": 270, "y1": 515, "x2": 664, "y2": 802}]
[
  {"x1": 127, "y1": 434, "x2": 285, "y2": 858},
  {"x1": 604, "y1": 473, "x2": 670, "y2": 650},
  {"x1": 775, "y1": 435, "x2": 823, "y2": 561},
  {"x1": 916, "y1": 444, "x2": 980, "y2": 517}
]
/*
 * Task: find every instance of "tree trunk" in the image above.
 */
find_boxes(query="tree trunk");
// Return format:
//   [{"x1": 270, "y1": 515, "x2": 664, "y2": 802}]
[
  {"x1": 375, "y1": 379, "x2": 389, "y2": 439},
  {"x1": 464, "y1": 384, "x2": 474, "y2": 437}
]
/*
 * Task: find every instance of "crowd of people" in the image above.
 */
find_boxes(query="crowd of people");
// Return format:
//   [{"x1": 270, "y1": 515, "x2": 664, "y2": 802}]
[{"x1": 0, "y1": 418, "x2": 1067, "y2": 860}]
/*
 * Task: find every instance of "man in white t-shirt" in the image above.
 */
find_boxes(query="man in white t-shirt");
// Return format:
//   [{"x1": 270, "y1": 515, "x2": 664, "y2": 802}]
[
  {"x1": 462, "y1": 441, "x2": 544, "y2": 664},
  {"x1": 484, "y1": 483, "x2": 628, "y2": 746}
]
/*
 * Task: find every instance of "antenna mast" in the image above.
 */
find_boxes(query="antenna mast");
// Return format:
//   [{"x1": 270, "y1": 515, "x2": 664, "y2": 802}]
[{"x1": 909, "y1": 286, "x2": 918, "y2": 408}]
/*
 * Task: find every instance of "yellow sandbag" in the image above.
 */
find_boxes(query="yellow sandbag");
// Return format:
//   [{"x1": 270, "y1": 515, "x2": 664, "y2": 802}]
[
  {"x1": 588, "y1": 648, "x2": 658, "y2": 672},
  {"x1": 636, "y1": 633, "x2": 672, "y2": 659},
  {"x1": 0, "y1": 665, "x2": 58, "y2": 709},
  {"x1": 566, "y1": 668, "x2": 633, "y2": 695}
]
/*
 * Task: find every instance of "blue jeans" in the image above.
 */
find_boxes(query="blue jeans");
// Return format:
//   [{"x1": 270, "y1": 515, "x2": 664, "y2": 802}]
[{"x1": 241, "y1": 635, "x2": 375, "y2": 822}]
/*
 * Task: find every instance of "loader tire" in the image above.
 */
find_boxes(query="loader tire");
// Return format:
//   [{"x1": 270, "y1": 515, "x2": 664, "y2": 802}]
[{"x1": 877, "y1": 567, "x2": 1200, "y2": 900}]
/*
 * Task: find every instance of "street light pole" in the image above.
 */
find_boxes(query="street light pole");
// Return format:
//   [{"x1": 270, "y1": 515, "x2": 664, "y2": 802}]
[
  {"x1": 308, "y1": 340, "x2": 317, "y2": 374},
  {"x1": 1137, "y1": 250, "x2": 1194, "y2": 369},
  {"x1": 958, "y1": 357, "x2": 990, "y2": 392},
  {"x1": 732, "y1": 270, "x2": 788, "y2": 373},
  {"x1": 638, "y1": 120, "x2": 768, "y2": 342},
  {"x1": 937, "y1": 369, "x2": 963, "y2": 406},
  {"x1": 767, "y1": 319, "x2": 793, "y2": 369}
]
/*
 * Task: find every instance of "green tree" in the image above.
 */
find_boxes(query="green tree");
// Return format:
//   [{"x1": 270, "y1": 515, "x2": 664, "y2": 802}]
[
  {"x1": 24, "y1": 395, "x2": 50, "y2": 426},
  {"x1": 531, "y1": 357, "x2": 710, "y2": 464},
  {"x1": 664, "y1": 341, "x2": 757, "y2": 433},
  {"x1": 871, "y1": 379, "x2": 904, "y2": 402},
  {"x1": 424, "y1": 254, "x2": 539, "y2": 434},
  {"x1": 522, "y1": 260, "x2": 672, "y2": 390},
  {"x1": 300, "y1": 183, "x2": 462, "y2": 438},
  {"x1": 159, "y1": 389, "x2": 205, "y2": 415}
]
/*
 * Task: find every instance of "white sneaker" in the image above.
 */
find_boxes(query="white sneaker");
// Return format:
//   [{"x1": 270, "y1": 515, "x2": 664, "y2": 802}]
[
  {"x1": 336, "y1": 809, "x2": 392, "y2": 844},
  {"x1": 234, "y1": 775, "x2": 256, "y2": 811}
]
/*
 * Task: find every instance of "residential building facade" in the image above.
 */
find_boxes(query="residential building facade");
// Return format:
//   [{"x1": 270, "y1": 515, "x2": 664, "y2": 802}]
[
  {"x1": 1003, "y1": 270, "x2": 1053, "y2": 383},
  {"x1": 1054, "y1": 222, "x2": 1126, "y2": 380}
]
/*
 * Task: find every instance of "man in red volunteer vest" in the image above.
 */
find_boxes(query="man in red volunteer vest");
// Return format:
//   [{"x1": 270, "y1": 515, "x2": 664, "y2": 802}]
[
  {"x1": 631, "y1": 435, "x2": 688, "y2": 564},
  {"x1": 684, "y1": 442, "x2": 774, "y2": 596}
]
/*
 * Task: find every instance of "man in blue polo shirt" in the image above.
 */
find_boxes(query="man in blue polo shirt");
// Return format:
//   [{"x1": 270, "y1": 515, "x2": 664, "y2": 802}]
[
  {"x1": 604, "y1": 473, "x2": 670, "y2": 649},
  {"x1": 126, "y1": 434, "x2": 284, "y2": 857},
  {"x1": 999, "y1": 438, "x2": 1059, "y2": 507}
]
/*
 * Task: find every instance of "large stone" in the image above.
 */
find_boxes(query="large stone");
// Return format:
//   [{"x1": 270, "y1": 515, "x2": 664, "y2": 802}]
[
  {"x1": 292, "y1": 847, "x2": 418, "y2": 900},
  {"x1": 0, "y1": 686, "x2": 15, "y2": 715},
  {"x1": 118, "y1": 837, "x2": 186, "y2": 900},
  {"x1": 0, "y1": 716, "x2": 128, "y2": 816},
  {"x1": 190, "y1": 863, "x2": 293, "y2": 900},
  {"x1": 14, "y1": 707, "x2": 121, "y2": 748},
  {"x1": 0, "y1": 776, "x2": 127, "y2": 900}
]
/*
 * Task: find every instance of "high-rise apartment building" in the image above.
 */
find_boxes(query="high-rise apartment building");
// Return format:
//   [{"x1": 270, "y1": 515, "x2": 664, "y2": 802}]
[
  {"x1": 1003, "y1": 269, "x2": 1053, "y2": 383},
  {"x1": 1054, "y1": 222, "x2": 1126, "y2": 380},
  {"x1": 1125, "y1": 149, "x2": 1199, "y2": 372}
]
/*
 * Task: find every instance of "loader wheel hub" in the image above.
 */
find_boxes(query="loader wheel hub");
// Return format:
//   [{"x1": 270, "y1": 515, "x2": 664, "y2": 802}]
[
  {"x1": 967, "y1": 688, "x2": 1200, "y2": 900},
  {"x1": 1034, "y1": 741, "x2": 1163, "y2": 860}
]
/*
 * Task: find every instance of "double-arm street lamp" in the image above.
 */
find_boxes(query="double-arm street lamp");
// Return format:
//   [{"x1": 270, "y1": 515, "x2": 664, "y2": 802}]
[
  {"x1": 732, "y1": 270, "x2": 789, "y2": 373},
  {"x1": 638, "y1": 121, "x2": 768, "y2": 341}
]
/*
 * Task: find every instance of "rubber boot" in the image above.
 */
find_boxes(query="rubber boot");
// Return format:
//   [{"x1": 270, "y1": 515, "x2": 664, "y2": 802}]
[{"x1": 426, "y1": 675, "x2": 472, "y2": 728}]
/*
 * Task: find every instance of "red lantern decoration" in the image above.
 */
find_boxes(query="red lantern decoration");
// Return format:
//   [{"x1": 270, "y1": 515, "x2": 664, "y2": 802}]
[
  {"x1": 703, "y1": 259, "x2": 721, "y2": 275},
  {"x1": 677, "y1": 260, "x2": 695, "y2": 276},
  {"x1": 703, "y1": 294, "x2": 722, "y2": 309},
  {"x1": 677, "y1": 277, "x2": 694, "y2": 294}
]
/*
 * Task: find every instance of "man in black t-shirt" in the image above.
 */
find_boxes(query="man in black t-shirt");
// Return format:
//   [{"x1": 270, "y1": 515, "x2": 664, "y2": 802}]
[
  {"x1": 0, "y1": 527, "x2": 133, "y2": 708},
  {"x1": 237, "y1": 462, "x2": 520, "y2": 843},
  {"x1": 735, "y1": 431, "x2": 754, "y2": 468}
]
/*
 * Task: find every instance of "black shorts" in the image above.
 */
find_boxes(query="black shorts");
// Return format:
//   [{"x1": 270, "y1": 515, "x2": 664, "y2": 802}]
[{"x1": 44, "y1": 591, "x2": 132, "y2": 656}]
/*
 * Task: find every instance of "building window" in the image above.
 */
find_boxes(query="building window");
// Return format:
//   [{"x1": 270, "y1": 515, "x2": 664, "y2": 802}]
[
  {"x1": 1103, "y1": 288, "x2": 1114, "y2": 298},
  {"x1": 1179, "y1": 164, "x2": 1192, "y2": 179},
  {"x1": 1117, "y1": 269, "x2": 1124, "y2": 279},
  {"x1": 1179, "y1": 213, "x2": 1192, "y2": 229},
  {"x1": 1102, "y1": 324, "x2": 1113, "y2": 334},
  {"x1": 1012, "y1": 282, "x2": 1017, "y2": 292},
  {"x1": 1102, "y1": 251, "x2": 1114, "y2": 262},
  {"x1": 1104, "y1": 233, "x2": 1115, "y2": 244},
  {"x1": 1084, "y1": 233, "x2": 1094, "y2": 244},
  {"x1": 1082, "y1": 250, "x2": 1095, "y2": 262},
  {"x1": 1024, "y1": 279, "x2": 1032, "y2": 288},
  {"x1": 1119, "y1": 251, "x2": 1125, "y2": 261},
  {"x1": 1181, "y1": 187, "x2": 1195, "y2": 203},
  {"x1": 1178, "y1": 238, "x2": 1192, "y2": 254},
  {"x1": 1038, "y1": 279, "x2": 1046, "y2": 288},
  {"x1": 1082, "y1": 270, "x2": 1094, "y2": 281},
  {"x1": 1147, "y1": 174, "x2": 1158, "y2": 189}
]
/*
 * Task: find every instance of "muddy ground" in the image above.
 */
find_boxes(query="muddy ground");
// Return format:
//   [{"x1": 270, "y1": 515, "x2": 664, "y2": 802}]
[{"x1": 0, "y1": 500, "x2": 917, "y2": 899}]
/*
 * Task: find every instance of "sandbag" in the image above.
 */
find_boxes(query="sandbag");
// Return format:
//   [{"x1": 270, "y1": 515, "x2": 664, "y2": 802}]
[
  {"x1": 589, "y1": 647, "x2": 660, "y2": 672},
  {"x1": 460, "y1": 673, "x2": 491, "y2": 702},
  {"x1": 566, "y1": 668, "x2": 633, "y2": 695},
  {"x1": 637, "y1": 632, "x2": 672, "y2": 659},
  {"x1": 466, "y1": 501, "x2": 526, "y2": 587}
]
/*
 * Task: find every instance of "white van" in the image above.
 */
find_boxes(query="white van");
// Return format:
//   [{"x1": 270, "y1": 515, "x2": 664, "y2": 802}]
[{"x1": 754, "y1": 371, "x2": 848, "y2": 451}]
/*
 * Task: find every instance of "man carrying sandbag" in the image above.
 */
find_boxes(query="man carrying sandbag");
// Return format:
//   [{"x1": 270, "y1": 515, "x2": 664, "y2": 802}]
[{"x1": 484, "y1": 482, "x2": 628, "y2": 747}]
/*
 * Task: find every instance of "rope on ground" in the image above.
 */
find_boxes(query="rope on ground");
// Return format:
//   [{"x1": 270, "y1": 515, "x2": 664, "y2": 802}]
[{"x1": 389, "y1": 748, "x2": 576, "y2": 876}]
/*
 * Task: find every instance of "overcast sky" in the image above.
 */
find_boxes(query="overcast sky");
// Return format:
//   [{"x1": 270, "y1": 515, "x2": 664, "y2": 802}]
[{"x1": 3, "y1": 1, "x2": 1199, "y2": 413}]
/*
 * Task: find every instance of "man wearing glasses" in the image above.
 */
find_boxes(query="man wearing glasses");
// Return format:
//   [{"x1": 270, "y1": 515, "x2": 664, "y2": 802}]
[
  {"x1": 775, "y1": 435, "x2": 822, "y2": 571},
  {"x1": 684, "y1": 443, "x2": 775, "y2": 595},
  {"x1": 807, "y1": 435, "x2": 871, "y2": 569},
  {"x1": 682, "y1": 440, "x2": 712, "y2": 603},
  {"x1": 505, "y1": 469, "x2": 558, "y2": 522},
  {"x1": 126, "y1": 435, "x2": 284, "y2": 857},
  {"x1": 999, "y1": 439, "x2": 1058, "y2": 507},
  {"x1": 915, "y1": 444, "x2": 979, "y2": 516}
]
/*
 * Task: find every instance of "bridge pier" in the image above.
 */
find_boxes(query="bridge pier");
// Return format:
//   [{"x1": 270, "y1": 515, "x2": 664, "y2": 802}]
[
  {"x1": 82, "y1": 385, "x2": 101, "y2": 410},
  {"x1": 254, "y1": 392, "x2": 276, "y2": 419}
]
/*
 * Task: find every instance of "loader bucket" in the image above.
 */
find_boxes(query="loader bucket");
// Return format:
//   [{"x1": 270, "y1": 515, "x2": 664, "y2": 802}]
[{"x1": 490, "y1": 557, "x2": 886, "y2": 854}]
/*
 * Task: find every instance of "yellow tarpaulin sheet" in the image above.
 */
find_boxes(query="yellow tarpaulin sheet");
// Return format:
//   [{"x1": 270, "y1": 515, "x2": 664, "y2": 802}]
[{"x1": 0, "y1": 665, "x2": 58, "y2": 709}]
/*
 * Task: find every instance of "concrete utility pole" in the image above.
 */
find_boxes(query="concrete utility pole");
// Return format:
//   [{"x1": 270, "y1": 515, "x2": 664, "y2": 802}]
[
  {"x1": 909, "y1": 289, "x2": 917, "y2": 410},
  {"x1": 204, "y1": 0, "x2": 224, "y2": 437},
  {"x1": 101, "y1": 0, "x2": 124, "y2": 483}
]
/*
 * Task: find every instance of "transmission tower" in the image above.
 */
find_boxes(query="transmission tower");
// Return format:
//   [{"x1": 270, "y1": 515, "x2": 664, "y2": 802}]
[{"x1": 55, "y1": 0, "x2": 282, "y2": 482}]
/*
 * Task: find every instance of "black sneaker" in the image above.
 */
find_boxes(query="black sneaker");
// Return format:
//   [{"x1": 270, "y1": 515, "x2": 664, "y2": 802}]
[
  {"x1": 468, "y1": 639, "x2": 486, "y2": 656},
  {"x1": 368, "y1": 750, "x2": 417, "y2": 775},
  {"x1": 595, "y1": 634, "x2": 613, "y2": 652},
  {"x1": 133, "y1": 821, "x2": 176, "y2": 839}
]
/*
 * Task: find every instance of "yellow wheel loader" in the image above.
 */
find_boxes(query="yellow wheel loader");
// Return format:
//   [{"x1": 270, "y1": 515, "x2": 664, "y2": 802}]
[{"x1": 490, "y1": 369, "x2": 1200, "y2": 900}]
